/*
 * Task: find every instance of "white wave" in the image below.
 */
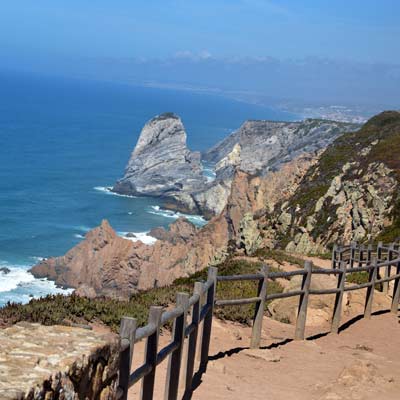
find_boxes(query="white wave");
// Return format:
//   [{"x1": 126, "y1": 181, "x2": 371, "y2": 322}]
[
  {"x1": 0, "y1": 260, "x2": 74, "y2": 307},
  {"x1": 74, "y1": 225, "x2": 91, "y2": 233},
  {"x1": 118, "y1": 231, "x2": 157, "y2": 245},
  {"x1": 74, "y1": 233, "x2": 85, "y2": 239},
  {"x1": 0, "y1": 266, "x2": 34, "y2": 293},
  {"x1": 94, "y1": 186, "x2": 137, "y2": 198},
  {"x1": 147, "y1": 206, "x2": 207, "y2": 226}
]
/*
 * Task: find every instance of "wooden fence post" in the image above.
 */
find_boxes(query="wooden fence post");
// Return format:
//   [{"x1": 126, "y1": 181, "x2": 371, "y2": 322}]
[
  {"x1": 165, "y1": 293, "x2": 189, "y2": 400},
  {"x1": 391, "y1": 258, "x2": 400, "y2": 314},
  {"x1": 295, "y1": 261, "x2": 312, "y2": 340},
  {"x1": 367, "y1": 244, "x2": 372, "y2": 264},
  {"x1": 350, "y1": 242, "x2": 356, "y2": 269},
  {"x1": 184, "y1": 282, "x2": 203, "y2": 395},
  {"x1": 364, "y1": 257, "x2": 378, "y2": 319},
  {"x1": 200, "y1": 266, "x2": 217, "y2": 372},
  {"x1": 331, "y1": 261, "x2": 346, "y2": 334},
  {"x1": 332, "y1": 244, "x2": 338, "y2": 270},
  {"x1": 250, "y1": 265, "x2": 269, "y2": 348},
  {"x1": 141, "y1": 306, "x2": 163, "y2": 400},
  {"x1": 359, "y1": 244, "x2": 364, "y2": 268},
  {"x1": 119, "y1": 317, "x2": 137, "y2": 400},
  {"x1": 383, "y1": 244, "x2": 394, "y2": 294},
  {"x1": 377, "y1": 241, "x2": 383, "y2": 261}
]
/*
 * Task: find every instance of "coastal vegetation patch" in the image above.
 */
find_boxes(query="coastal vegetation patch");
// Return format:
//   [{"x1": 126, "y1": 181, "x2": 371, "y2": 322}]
[{"x1": 0, "y1": 258, "x2": 285, "y2": 332}]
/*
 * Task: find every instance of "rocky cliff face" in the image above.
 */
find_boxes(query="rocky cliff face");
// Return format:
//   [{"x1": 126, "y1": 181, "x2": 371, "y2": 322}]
[
  {"x1": 203, "y1": 119, "x2": 359, "y2": 174},
  {"x1": 191, "y1": 118, "x2": 359, "y2": 217},
  {"x1": 113, "y1": 113, "x2": 205, "y2": 197},
  {"x1": 259, "y1": 111, "x2": 400, "y2": 253},
  {"x1": 30, "y1": 154, "x2": 315, "y2": 297}
]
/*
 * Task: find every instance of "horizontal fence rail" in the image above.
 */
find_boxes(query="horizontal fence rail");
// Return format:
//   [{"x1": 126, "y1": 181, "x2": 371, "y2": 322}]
[{"x1": 117, "y1": 242, "x2": 400, "y2": 399}]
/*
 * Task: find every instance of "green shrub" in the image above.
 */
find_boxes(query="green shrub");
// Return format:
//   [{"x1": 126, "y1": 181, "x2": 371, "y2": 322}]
[
  {"x1": 0, "y1": 258, "x2": 284, "y2": 331},
  {"x1": 347, "y1": 271, "x2": 369, "y2": 285}
]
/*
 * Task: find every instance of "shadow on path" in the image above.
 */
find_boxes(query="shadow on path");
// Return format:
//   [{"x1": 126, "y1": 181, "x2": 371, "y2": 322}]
[{"x1": 184, "y1": 308, "x2": 397, "y2": 399}]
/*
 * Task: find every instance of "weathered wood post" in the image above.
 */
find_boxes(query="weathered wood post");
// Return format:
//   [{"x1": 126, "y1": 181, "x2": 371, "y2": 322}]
[
  {"x1": 391, "y1": 258, "x2": 400, "y2": 314},
  {"x1": 367, "y1": 244, "x2": 372, "y2": 264},
  {"x1": 350, "y1": 242, "x2": 356, "y2": 269},
  {"x1": 377, "y1": 241, "x2": 383, "y2": 262},
  {"x1": 165, "y1": 293, "x2": 189, "y2": 400},
  {"x1": 294, "y1": 261, "x2": 312, "y2": 340},
  {"x1": 184, "y1": 282, "x2": 203, "y2": 395},
  {"x1": 359, "y1": 244, "x2": 364, "y2": 268},
  {"x1": 200, "y1": 267, "x2": 217, "y2": 372},
  {"x1": 250, "y1": 265, "x2": 269, "y2": 348},
  {"x1": 332, "y1": 244, "x2": 338, "y2": 270},
  {"x1": 364, "y1": 257, "x2": 378, "y2": 319},
  {"x1": 119, "y1": 317, "x2": 137, "y2": 400},
  {"x1": 331, "y1": 261, "x2": 347, "y2": 334},
  {"x1": 383, "y1": 244, "x2": 394, "y2": 294},
  {"x1": 141, "y1": 306, "x2": 163, "y2": 400}
]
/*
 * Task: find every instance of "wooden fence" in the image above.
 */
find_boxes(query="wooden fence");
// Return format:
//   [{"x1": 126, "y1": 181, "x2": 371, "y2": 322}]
[{"x1": 117, "y1": 243, "x2": 400, "y2": 400}]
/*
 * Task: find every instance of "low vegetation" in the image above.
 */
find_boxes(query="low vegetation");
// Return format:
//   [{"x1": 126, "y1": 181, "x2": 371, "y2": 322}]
[{"x1": 0, "y1": 258, "x2": 285, "y2": 332}]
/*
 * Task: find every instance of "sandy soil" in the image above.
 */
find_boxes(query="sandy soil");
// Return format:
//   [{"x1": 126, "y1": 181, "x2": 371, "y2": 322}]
[
  {"x1": 125, "y1": 255, "x2": 399, "y2": 399},
  {"x1": 127, "y1": 310, "x2": 399, "y2": 400}
]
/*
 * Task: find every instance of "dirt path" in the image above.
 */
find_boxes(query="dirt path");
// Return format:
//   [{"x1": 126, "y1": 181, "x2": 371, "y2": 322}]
[
  {"x1": 127, "y1": 311, "x2": 399, "y2": 400},
  {"x1": 192, "y1": 312, "x2": 400, "y2": 400},
  {"x1": 126, "y1": 255, "x2": 399, "y2": 399}
]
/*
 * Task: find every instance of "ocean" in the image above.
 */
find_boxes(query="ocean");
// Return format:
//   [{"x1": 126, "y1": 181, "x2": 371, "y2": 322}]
[{"x1": 0, "y1": 70, "x2": 295, "y2": 307}]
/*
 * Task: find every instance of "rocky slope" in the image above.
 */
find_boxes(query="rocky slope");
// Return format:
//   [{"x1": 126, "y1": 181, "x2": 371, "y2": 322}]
[
  {"x1": 113, "y1": 113, "x2": 205, "y2": 197},
  {"x1": 113, "y1": 114, "x2": 358, "y2": 218},
  {"x1": 191, "y1": 118, "x2": 359, "y2": 216},
  {"x1": 258, "y1": 111, "x2": 400, "y2": 253},
  {"x1": 203, "y1": 119, "x2": 359, "y2": 173}
]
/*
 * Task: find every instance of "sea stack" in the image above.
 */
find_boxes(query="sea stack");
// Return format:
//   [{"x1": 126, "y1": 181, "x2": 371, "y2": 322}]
[{"x1": 113, "y1": 112, "x2": 205, "y2": 197}]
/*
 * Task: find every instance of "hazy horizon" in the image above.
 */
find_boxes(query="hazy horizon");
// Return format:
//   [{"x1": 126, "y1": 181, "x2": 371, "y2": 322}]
[{"x1": 1, "y1": 1, "x2": 400, "y2": 111}]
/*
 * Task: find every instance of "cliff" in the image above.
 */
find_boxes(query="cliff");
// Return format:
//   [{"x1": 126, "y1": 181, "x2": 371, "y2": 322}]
[
  {"x1": 113, "y1": 113, "x2": 205, "y2": 197},
  {"x1": 203, "y1": 119, "x2": 359, "y2": 174},
  {"x1": 191, "y1": 118, "x2": 359, "y2": 216},
  {"x1": 30, "y1": 153, "x2": 314, "y2": 297},
  {"x1": 259, "y1": 111, "x2": 400, "y2": 253}
]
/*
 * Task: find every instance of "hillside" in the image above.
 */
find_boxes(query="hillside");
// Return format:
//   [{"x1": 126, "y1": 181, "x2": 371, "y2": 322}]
[{"x1": 261, "y1": 111, "x2": 400, "y2": 253}]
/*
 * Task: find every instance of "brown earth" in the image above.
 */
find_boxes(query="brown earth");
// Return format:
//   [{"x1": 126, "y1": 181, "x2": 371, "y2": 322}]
[{"x1": 127, "y1": 312, "x2": 400, "y2": 400}]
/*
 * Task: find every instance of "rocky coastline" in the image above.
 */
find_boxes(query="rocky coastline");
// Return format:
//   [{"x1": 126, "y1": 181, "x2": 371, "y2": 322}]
[{"x1": 30, "y1": 111, "x2": 400, "y2": 299}]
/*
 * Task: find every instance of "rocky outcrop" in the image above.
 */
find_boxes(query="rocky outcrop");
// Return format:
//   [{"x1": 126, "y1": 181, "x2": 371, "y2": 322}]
[
  {"x1": 30, "y1": 152, "x2": 319, "y2": 297},
  {"x1": 192, "y1": 118, "x2": 359, "y2": 216},
  {"x1": 113, "y1": 114, "x2": 357, "y2": 218},
  {"x1": 260, "y1": 111, "x2": 400, "y2": 253},
  {"x1": 203, "y1": 119, "x2": 359, "y2": 174},
  {"x1": 0, "y1": 323, "x2": 119, "y2": 400},
  {"x1": 113, "y1": 113, "x2": 205, "y2": 198}
]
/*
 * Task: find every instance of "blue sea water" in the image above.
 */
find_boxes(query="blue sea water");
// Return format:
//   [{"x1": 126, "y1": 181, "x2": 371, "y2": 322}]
[{"x1": 0, "y1": 70, "x2": 295, "y2": 306}]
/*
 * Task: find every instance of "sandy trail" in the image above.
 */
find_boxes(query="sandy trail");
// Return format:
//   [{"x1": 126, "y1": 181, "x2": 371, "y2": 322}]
[{"x1": 127, "y1": 310, "x2": 400, "y2": 400}]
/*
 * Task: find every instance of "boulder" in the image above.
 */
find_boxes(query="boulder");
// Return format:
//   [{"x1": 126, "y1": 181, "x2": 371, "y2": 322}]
[{"x1": 113, "y1": 113, "x2": 205, "y2": 197}]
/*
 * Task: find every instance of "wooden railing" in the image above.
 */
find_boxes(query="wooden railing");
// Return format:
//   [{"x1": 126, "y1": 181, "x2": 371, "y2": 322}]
[{"x1": 117, "y1": 243, "x2": 400, "y2": 400}]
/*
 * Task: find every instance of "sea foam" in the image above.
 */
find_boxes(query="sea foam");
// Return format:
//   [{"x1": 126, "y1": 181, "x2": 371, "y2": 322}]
[
  {"x1": 94, "y1": 186, "x2": 137, "y2": 198},
  {"x1": 118, "y1": 231, "x2": 157, "y2": 245},
  {"x1": 0, "y1": 261, "x2": 73, "y2": 307},
  {"x1": 147, "y1": 206, "x2": 207, "y2": 226}
]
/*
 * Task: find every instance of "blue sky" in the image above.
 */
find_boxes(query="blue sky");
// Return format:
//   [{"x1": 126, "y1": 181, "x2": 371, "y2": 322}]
[
  {"x1": 1, "y1": 0, "x2": 399, "y2": 63},
  {"x1": 1, "y1": 1, "x2": 399, "y2": 107}
]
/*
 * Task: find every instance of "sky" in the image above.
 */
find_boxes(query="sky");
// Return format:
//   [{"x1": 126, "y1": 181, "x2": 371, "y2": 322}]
[
  {"x1": 1, "y1": 0, "x2": 399, "y2": 63},
  {"x1": 1, "y1": 1, "x2": 399, "y2": 107}
]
